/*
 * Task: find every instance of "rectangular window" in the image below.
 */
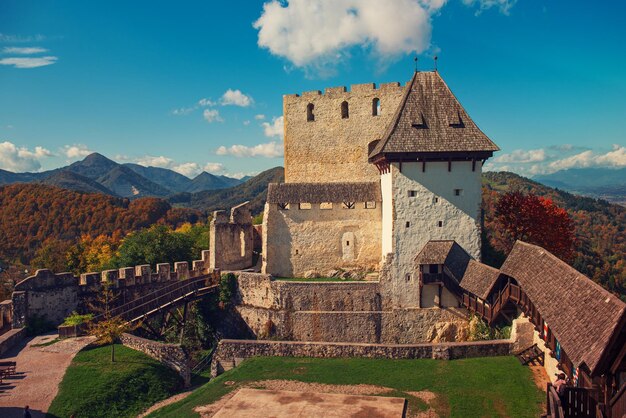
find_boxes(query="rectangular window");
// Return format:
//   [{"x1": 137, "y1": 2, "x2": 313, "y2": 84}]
[
  {"x1": 320, "y1": 202, "x2": 333, "y2": 210},
  {"x1": 405, "y1": 273, "x2": 412, "y2": 282},
  {"x1": 433, "y1": 197, "x2": 439, "y2": 203},
  {"x1": 364, "y1": 201, "x2": 376, "y2": 209},
  {"x1": 278, "y1": 203, "x2": 289, "y2": 210},
  {"x1": 454, "y1": 189, "x2": 463, "y2": 196},
  {"x1": 438, "y1": 221, "x2": 443, "y2": 227},
  {"x1": 406, "y1": 221, "x2": 410, "y2": 228},
  {"x1": 342, "y1": 202, "x2": 356, "y2": 209},
  {"x1": 299, "y1": 202, "x2": 311, "y2": 210},
  {"x1": 408, "y1": 190, "x2": 418, "y2": 197}
]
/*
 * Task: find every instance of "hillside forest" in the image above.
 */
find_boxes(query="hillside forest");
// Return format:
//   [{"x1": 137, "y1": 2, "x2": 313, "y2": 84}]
[{"x1": 0, "y1": 170, "x2": 624, "y2": 302}]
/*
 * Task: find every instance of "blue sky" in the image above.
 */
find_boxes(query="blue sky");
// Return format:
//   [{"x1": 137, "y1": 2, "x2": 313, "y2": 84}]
[{"x1": 1, "y1": 0, "x2": 625, "y2": 178}]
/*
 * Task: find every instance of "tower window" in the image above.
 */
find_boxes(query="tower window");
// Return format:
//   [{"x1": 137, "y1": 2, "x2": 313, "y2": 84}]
[
  {"x1": 342, "y1": 202, "x2": 356, "y2": 209},
  {"x1": 408, "y1": 190, "x2": 417, "y2": 197},
  {"x1": 372, "y1": 98, "x2": 381, "y2": 116},
  {"x1": 341, "y1": 101, "x2": 349, "y2": 119},
  {"x1": 307, "y1": 103, "x2": 315, "y2": 121},
  {"x1": 278, "y1": 203, "x2": 289, "y2": 210},
  {"x1": 454, "y1": 189, "x2": 463, "y2": 196},
  {"x1": 320, "y1": 202, "x2": 333, "y2": 210},
  {"x1": 405, "y1": 273, "x2": 412, "y2": 282},
  {"x1": 406, "y1": 221, "x2": 410, "y2": 228},
  {"x1": 364, "y1": 201, "x2": 376, "y2": 209},
  {"x1": 299, "y1": 202, "x2": 311, "y2": 210},
  {"x1": 438, "y1": 221, "x2": 443, "y2": 227},
  {"x1": 434, "y1": 197, "x2": 439, "y2": 203}
]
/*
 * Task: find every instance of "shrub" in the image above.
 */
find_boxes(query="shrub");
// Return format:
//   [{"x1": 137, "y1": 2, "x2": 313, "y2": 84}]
[
  {"x1": 218, "y1": 273, "x2": 237, "y2": 308},
  {"x1": 62, "y1": 311, "x2": 94, "y2": 326}
]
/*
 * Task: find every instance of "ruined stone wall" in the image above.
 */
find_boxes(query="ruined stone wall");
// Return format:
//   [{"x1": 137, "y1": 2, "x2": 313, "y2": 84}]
[
  {"x1": 283, "y1": 82, "x2": 405, "y2": 183},
  {"x1": 209, "y1": 202, "x2": 254, "y2": 271},
  {"x1": 11, "y1": 250, "x2": 211, "y2": 328},
  {"x1": 262, "y1": 201, "x2": 382, "y2": 277},
  {"x1": 120, "y1": 333, "x2": 190, "y2": 387},
  {"x1": 211, "y1": 338, "x2": 513, "y2": 377},
  {"x1": 0, "y1": 300, "x2": 13, "y2": 333}
]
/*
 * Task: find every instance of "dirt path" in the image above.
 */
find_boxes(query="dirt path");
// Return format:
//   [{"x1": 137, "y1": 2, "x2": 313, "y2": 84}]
[{"x1": 0, "y1": 333, "x2": 94, "y2": 418}]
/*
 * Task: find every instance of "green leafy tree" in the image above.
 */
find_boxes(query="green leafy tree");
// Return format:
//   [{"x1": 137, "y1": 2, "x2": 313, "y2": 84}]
[{"x1": 113, "y1": 225, "x2": 195, "y2": 268}]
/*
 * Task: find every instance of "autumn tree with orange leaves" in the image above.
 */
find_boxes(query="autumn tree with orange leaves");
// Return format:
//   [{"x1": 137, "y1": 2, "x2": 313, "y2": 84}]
[{"x1": 492, "y1": 191, "x2": 576, "y2": 261}]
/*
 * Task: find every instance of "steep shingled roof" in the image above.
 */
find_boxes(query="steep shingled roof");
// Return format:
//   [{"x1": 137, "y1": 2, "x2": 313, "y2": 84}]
[
  {"x1": 266, "y1": 182, "x2": 381, "y2": 204},
  {"x1": 500, "y1": 241, "x2": 626, "y2": 374},
  {"x1": 459, "y1": 260, "x2": 501, "y2": 300},
  {"x1": 369, "y1": 71, "x2": 499, "y2": 160},
  {"x1": 414, "y1": 240, "x2": 472, "y2": 280}
]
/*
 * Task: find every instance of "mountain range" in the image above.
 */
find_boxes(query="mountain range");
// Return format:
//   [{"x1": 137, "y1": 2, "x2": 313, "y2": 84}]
[
  {"x1": 0, "y1": 153, "x2": 246, "y2": 198},
  {"x1": 534, "y1": 167, "x2": 626, "y2": 206}
]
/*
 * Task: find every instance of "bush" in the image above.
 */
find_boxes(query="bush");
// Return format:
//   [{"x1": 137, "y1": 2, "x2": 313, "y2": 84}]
[
  {"x1": 62, "y1": 311, "x2": 94, "y2": 326},
  {"x1": 468, "y1": 314, "x2": 511, "y2": 341},
  {"x1": 218, "y1": 273, "x2": 237, "y2": 308}
]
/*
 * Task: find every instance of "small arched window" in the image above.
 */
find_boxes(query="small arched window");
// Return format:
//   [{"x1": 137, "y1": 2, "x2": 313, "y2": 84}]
[
  {"x1": 307, "y1": 103, "x2": 315, "y2": 121},
  {"x1": 341, "y1": 101, "x2": 349, "y2": 119},
  {"x1": 372, "y1": 98, "x2": 381, "y2": 116}
]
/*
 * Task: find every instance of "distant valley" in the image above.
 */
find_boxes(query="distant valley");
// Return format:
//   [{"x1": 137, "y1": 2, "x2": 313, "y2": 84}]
[{"x1": 534, "y1": 167, "x2": 626, "y2": 206}]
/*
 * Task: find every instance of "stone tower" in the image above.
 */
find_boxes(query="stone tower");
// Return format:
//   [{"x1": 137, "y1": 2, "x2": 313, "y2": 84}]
[{"x1": 368, "y1": 71, "x2": 499, "y2": 308}]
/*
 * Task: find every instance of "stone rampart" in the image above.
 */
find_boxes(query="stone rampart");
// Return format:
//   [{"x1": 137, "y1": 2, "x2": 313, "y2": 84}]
[
  {"x1": 210, "y1": 338, "x2": 513, "y2": 377},
  {"x1": 120, "y1": 333, "x2": 191, "y2": 387},
  {"x1": 10, "y1": 250, "x2": 211, "y2": 328},
  {"x1": 0, "y1": 300, "x2": 13, "y2": 334},
  {"x1": 0, "y1": 327, "x2": 27, "y2": 356},
  {"x1": 209, "y1": 202, "x2": 254, "y2": 271}
]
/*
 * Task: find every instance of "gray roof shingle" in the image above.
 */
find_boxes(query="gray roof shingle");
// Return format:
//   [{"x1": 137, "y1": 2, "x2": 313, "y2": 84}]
[{"x1": 267, "y1": 182, "x2": 381, "y2": 204}]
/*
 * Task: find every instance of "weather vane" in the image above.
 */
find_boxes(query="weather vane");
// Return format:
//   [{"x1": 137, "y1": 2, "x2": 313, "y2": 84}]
[
  {"x1": 414, "y1": 55, "x2": 418, "y2": 72},
  {"x1": 434, "y1": 55, "x2": 438, "y2": 71}
]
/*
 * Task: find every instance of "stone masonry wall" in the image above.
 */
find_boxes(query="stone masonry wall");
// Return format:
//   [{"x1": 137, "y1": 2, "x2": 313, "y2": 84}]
[
  {"x1": 209, "y1": 202, "x2": 254, "y2": 271},
  {"x1": 10, "y1": 250, "x2": 211, "y2": 328},
  {"x1": 120, "y1": 333, "x2": 191, "y2": 387},
  {"x1": 233, "y1": 272, "x2": 470, "y2": 344},
  {"x1": 211, "y1": 338, "x2": 513, "y2": 377},
  {"x1": 262, "y1": 201, "x2": 382, "y2": 278},
  {"x1": 283, "y1": 82, "x2": 405, "y2": 183}
]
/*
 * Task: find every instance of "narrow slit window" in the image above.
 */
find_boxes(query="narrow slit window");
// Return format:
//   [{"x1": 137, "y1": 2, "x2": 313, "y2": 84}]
[
  {"x1": 307, "y1": 103, "x2": 315, "y2": 122},
  {"x1": 454, "y1": 189, "x2": 463, "y2": 196},
  {"x1": 405, "y1": 273, "x2": 412, "y2": 282},
  {"x1": 341, "y1": 101, "x2": 349, "y2": 119},
  {"x1": 406, "y1": 221, "x2": 410, "y2": 228},
  {"x1": 372, "y1": 98, "x2": 381, "y2": 116},
  {"x1": 438, "y1": 221, "x2": 443, "y2": 227},
  {"x1": 408, "y1": 190, "x2": 417, "y2": 197},
  {"x1": 434, "y1": 197, "x2": 439, "y2": 203}
]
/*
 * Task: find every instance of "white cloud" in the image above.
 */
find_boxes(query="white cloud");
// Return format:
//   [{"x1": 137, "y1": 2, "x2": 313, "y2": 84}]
[
  {"x1": 171, "y1": 107, "x2": 195, "y2": 116},
  {"x1": 203, "y1": 109, "x2": 223, "y2": 123},
  {"x1": 198, "y1": 98, "x2": 216, "y2": 107},
  {"x1": 63, "y1": 144, "x2": 92, "y2": 159},
  {"x1": 243, "y1": 120, "x2": 251, "y2": 126},
  {"x1": 548, "y1": 145, "x2": 626, "y2": 172},
  {"x1": 493, "y1": 148, "x2": 546, "y2": 163},
  {"x1": 2, "y1": 46, "x2": 48, "y2": 54},
  {"x1": 261, "y1": 116, "x2": 284, "y2": 138},
  {"x1": 228, "y1": 171, "x2": 259, "y2": 179},
  {"x1": 254, "y1": 114, "x2": 266, "y2": 120},
  {"x1": 0, "y1": 33, "x2": 46, "y2": 43},
  {"x1": 220, "y1": 89, "x2": 253, "y2": 107},
  {"x1": 216, "y1": 141, "x2": 283, "y2": 158},
  {"x1": 462, "y1": 0, "x2": 518, "y2": 15},
  {"x1": 204, "y1": 162, "x2": 225, "y2": 173},
  {"x1": 0, "y1": 141, "x2": 52, "y2": 172},
  {"x1": 0, "y1": 56, "x2": 58, "y2": 68},
  {"x1": 254, "y1": 0, "x2": 439, "y2": 70},
  {"x1": 134, "y1": 155, "x2": 173, "y2": 168}
]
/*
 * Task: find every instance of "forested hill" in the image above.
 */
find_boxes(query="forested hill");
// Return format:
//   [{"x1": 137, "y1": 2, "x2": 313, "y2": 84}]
[
  {"x1": 0, "y1": 183, "x2": 201, "y2": 265},
  {"x1": 483, "y1": 172, "x2": 625, "y2": 298}
]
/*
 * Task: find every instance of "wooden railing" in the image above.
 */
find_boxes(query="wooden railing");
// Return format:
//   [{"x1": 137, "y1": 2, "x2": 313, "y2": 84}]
[
  {"x1": 609, "y1": 384, "x2": 626, "y2": 418},
  {"x1": 546, "y1": 383, "x2": 601, "y2": 418},
  {"x1": 92, "y1": 273, "x2": 219, "y2": 324},
  {"x1": 547, "y1": 383, "x2": 565, "y2": 418}
]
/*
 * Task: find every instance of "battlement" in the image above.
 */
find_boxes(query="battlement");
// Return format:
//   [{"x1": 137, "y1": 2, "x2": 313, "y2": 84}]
[{"x1": 285, "y1": 81, "x2": 405, "y2": 100}]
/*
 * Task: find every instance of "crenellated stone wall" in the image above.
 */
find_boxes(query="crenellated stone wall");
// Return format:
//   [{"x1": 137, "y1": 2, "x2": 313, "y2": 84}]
[
  {"x1": 10, "y1": 250, "x2": 211, "y2": 328},
  {"x1": 209, "y1": 201, "x2": 254, "y2": 271},
  {"x1": 284, "y1": 81, "x2": 406, "y2": 183},
  {"x1": 211, "y1": 338, "x2": 513, "y2": 377}
]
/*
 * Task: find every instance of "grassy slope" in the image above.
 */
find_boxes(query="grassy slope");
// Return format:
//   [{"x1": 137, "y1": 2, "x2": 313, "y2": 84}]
[
  {"x1": 148, "y1": 356, "x2": 543, "y2": 418},
  {"x1": 47, "y1": 344, "x2": 182, "y2": 418}
]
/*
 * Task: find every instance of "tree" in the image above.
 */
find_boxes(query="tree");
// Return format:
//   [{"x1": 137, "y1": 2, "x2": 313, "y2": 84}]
[
  {"x1": 31, "y1": 238, "x2": 71, "y2": 272},
  {"x1": 114, "y1": 225, "x2": 195, "y2": 268},
  {"x1": 493, "y1": 191, "x2": 576, "y2": 261},
  {"x1": 88, "y1": 285, "x2": 134, "y2": 362}
]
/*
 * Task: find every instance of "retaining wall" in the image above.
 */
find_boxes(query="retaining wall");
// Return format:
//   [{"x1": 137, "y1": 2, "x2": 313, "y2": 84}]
[
  {"x1": 211, "y1": 338, "x2": 513, "y2": 377},
  {"x1": 120, "y1": 333, "x2": 191, "y2": 387},
  {"x1": 0, "y1": 327, "x2": 27, "y2": 357}
]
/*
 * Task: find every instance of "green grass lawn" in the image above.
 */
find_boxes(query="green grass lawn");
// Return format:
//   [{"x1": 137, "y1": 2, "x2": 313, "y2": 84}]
[
  {"x1": 147, "y1": 356, "x2": 544, "y2": 418},
  {"x1": 47, "y1": 344, "x2": 182, "y2": 418}
]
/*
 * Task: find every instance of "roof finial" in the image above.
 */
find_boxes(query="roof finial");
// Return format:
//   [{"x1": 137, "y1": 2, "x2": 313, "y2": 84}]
[
  {"x1": 414, "y1": 55, "x2": 418, "y2": 72},
  {"x1": 434, "y1": 55, "x2": 438, "y2": 72}
]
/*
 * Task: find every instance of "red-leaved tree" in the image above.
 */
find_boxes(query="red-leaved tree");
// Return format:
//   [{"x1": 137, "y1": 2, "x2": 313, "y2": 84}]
[{"x1": 493, "y1": 191, "x2": 576, "y2": 261}]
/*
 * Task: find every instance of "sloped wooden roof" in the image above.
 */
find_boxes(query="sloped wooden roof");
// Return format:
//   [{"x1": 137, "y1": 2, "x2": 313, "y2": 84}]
[
  {"x1": 414, "y1": 240, "x2": 471, "y2": 280},
  {"x1": 266, "y1": 182, "x2": 381, "y2": 204},
  {"x1": 500, "y1": 241, "x2": 626, "y2": 374},
  {"x1": 459, "y1": 260, "x2": 501, "y2": 300},
  {"x1": 369, "y1": 71, "x2": 499, "y2": 160}
]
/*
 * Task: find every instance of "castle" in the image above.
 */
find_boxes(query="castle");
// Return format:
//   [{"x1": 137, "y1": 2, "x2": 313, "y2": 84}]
[{"x1": 261, "y1": 71, "x2": 499, "y2": 308}]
